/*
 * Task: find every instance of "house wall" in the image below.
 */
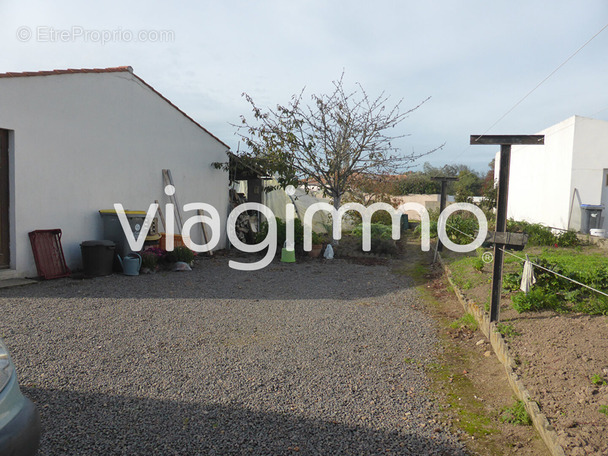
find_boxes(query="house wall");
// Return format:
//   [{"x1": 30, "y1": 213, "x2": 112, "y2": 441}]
[
  {"x1": 570, "y1": 116, "x2": 608, "y2": 231},
  {"x1": 496, "y1": 116, "x2": 608, "y2": 232},
  {"x1": 495, "y1": 116, "x2": 576, "y2": 230},
  {"x1": 392, "y1": 194, "x2": 455, "y2": 220},
  {"x1": 0, "y1": 71, "x2": 229, "y2": 277}
]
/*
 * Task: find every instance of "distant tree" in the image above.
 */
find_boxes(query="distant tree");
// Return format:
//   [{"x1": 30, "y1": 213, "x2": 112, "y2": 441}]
[
  {"x1": 453, "y1": 169, "x2": 483, "y2": 202},
  {"x1": 343, "y1": 173, "x2": 401, "y2": 225},
  {"x1": 236, "y1": 74, "x2": 443, "y2": 216},
  {"x1": 395, "y1": 162, "x2": 484, "y2": 197},
  {"x1": 394, "y1": 172, "x2": 440, "y2": 195},
  {"x1": 422, "y1": 162, "x2": 458, "y2": 178},
  {"x1": 346, "y1": 173, "x2": 399, "y2": 206},
  {"x1": 480, "y1": 159, "x2": 497, "y2": 210}
]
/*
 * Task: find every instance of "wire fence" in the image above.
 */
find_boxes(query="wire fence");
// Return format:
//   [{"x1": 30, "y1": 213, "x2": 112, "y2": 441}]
[{"x1": 442, "y1": 222, "x2": 608, "y2": 299}]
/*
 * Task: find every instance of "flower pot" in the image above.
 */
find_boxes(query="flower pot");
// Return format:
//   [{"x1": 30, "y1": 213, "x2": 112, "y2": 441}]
[{"x1": 309, "y1": 244, "x2": 323, "y2": 258}]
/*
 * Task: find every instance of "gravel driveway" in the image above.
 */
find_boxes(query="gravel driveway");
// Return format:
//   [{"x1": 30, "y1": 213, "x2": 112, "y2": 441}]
[{"x1": 0, "y1": 255, "x2": 468, "y2": 455}]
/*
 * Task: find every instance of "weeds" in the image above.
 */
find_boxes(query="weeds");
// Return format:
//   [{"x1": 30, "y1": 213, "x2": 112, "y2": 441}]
[
  {"x1": 472, "y1": 257, "x2": 485, "y2": 272},
  {"x1": 509, "y1": 254, "x2": 608, "y2": 314},
  {"x1": 506, "y1": 221, "x2": 580, "y2": 248},
  {"x1": 511, "y1": 288, "x2": 562, "y2": 313},
  {"x1": 495, "y1": 323, "x2": 521, "y2": 339},
  {"x1": 591, "y1": 374, "x2": 607, "y2": 386},
  {"x1": 500, "y1": 400, "x2": 532, "y2": 425},
  {"x1": 502, "y1": 272, "x2": 521, "y2": 292},
  {"x1": 599, "y1": 405, "x2": 608, "y2": 416},
  {"x1": 449, "y1": 313, "x2": 479, "y2": 332}
]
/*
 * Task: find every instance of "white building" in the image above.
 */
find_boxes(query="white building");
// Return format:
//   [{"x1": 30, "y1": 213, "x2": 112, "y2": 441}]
[
  {"x1": 0, "y1": 66, "x2": 229, "y2": 278},
  {"x1": 496, "y1": 115, "x2": 608, "y2": 232}
]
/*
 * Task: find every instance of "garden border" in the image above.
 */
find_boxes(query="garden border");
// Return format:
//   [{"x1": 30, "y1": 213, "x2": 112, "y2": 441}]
[{"x1": 437, "y1": 253, "x2": 566, "y2": 456}]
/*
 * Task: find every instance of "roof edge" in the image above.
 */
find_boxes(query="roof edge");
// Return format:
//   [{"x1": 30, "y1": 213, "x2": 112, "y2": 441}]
[
  {"x1": 0, "y1": 66, "x2": 133, "y2": 78},
  {"x1": 129, "y1": 72, "x2": 230, "y2": 150},
  {"x1": 0, "y1": 66, "x2": 230, "y2": 150}
]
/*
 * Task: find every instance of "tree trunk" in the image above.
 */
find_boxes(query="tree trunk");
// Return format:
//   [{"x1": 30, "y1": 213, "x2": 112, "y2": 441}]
[{"x1": 332, "y1": 194, "x2": 341, "y2": 245}]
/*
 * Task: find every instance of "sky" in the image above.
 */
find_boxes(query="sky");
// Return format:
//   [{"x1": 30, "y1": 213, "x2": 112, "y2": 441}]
[{"x1": 1, "y1": 0, "x2": 607, "y2": 173}]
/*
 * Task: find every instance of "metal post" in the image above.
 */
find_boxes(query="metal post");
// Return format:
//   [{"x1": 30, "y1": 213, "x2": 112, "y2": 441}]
[
  {"x1": 431, "y1": 176, "x2": 458, "y2": 253},
  {"x1": 470, "y1": 135, "x2": 544, "y2": 323},
  {"x1": 489, "y1": 144, "x2": 511, "y2": 322}
]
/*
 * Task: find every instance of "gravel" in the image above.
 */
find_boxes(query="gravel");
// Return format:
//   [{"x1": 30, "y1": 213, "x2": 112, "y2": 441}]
[{"x1": 0, "y1": 255, "x2": 468, "y2": 455}]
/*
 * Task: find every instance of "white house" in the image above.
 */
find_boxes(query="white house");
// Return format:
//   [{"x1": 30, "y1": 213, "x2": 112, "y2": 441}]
[
  {"x1": 0, "y1": 66, "x2": 229, "y2": 278},
  {"x1": 496, "y1": 115, "x2": 608, "y2": 233}
]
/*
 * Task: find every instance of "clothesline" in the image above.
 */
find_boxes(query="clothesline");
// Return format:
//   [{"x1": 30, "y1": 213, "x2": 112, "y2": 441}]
[
  {"x1": 498, "y1": 247, "x2": 608, "y2": 299},
  {"x1": 443, "y1": 223, "x2": 608, "y2": 299}
]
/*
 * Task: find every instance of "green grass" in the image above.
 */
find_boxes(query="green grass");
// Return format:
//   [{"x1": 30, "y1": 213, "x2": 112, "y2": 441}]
[
  {"x1": 449, "y1": 256, "x2": 490, "y2": 290},
  {"x1": 446, "y1": 242, "x2": 608, "y2": 316},
  {"x1": 449, "y1": 313, "x2": 479, "y2": 332},
  {"x1": 591, "y1": 374, "x2": 607, "y2": 386},
  {"x1": 472, "y1": 256, "x2": 485, "y2": 272},
  {"x1": 536, "y1": 248, "x2": 608, "y2": 274},
  {"x1": 426, "y1": 361, "x2": 498, "y2": 439},
  {"x1": 500, "y1": 400, "x2": 532, "y2": 425}
]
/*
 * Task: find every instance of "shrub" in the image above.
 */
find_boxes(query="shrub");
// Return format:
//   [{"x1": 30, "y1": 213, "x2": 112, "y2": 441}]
[
  {"x1": 556, "y1": 230, "x2": 579, "y2": 247},
  {"x1": 351, "y1": 223, "x2": 399, "y2": 255},
  {"x1": 413, "y1": 209, "x2": 484, "y2": 245},
  {"x1": 371, "y1": 209, "x2": 396, "y2": 226},
  {"x1": 173, "y1": 246, "x2": 195, "y2": 264},
  {"x1": 256, "y1": 217, "x2": 308, "y2": 253},
  {"x1": 141, "y1": 247, "x2": 165, "y2": 270},
  {"x1": 413, "y1": 219, "x2": 438, "y2": 239},
  {"x1": 141, "y1": 253, "x2": 159, "y2": 270},
  {"x1": 311, "y1": 231, "x2": 325, "y2": 245},
  {"x1": 506, "y1": 221, "x2": 579, "y2": 248},
  {"x1": 351, "y1": 223, "x2": 393, "y2": 240},
  {"x1": 502, "y1": 272, "x2": 521, "y2": 291},
  {"x1": 395, "y1": 173, "x2": 440, "y2": 195},
  {"x1": 370, "y1": 238, "x2": 398, "y2": 255},
  {"x1": 511, "y1": 288, "x2": 562, "y2": 313},
  {"x1": 161, "y1": 251, "x2": 177, "y2": 265}
]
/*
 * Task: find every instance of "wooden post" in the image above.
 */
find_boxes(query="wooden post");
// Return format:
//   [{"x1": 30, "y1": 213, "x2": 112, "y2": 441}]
[
  {"x1": 431, "y1": 176, "x2": 458, "y2": 252},
  {"x1": 470, "y1": 135, "x2": 544, "y2": 322}
]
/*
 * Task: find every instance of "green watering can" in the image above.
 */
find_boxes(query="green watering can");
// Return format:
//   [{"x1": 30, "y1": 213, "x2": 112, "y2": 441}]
[{"x1": 118, "y1": 252, "x2": 142, "y2": 276}]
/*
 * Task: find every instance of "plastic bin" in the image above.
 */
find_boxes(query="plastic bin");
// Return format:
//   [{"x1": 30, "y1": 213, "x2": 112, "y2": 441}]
[
  {"x1": 99, "y1": 209, "x2": 147, "y2": 257},
  {"x1": 580, "y1": 204, "x2": 604, "y2": 234},
  {"x1": 81, "y1": 240, "x2": 115, "y2": 277},
  {"x1": 400, "y1": 214, "x2": 409, "y2": 233}
]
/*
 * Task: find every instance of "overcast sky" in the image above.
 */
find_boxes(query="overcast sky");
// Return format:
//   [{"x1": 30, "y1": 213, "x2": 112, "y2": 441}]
[{"x1": 1, "y1": 0, "x2": 607, "y2": 172}]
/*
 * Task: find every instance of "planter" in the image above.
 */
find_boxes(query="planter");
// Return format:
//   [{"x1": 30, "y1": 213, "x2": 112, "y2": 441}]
[{"x1": 309, "y1": 244, "x2": 323, "y2": 258}]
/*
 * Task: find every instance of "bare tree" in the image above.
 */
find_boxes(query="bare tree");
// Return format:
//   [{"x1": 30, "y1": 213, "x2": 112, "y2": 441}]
[{"x1": 237, "y1": 74, "x2": 442, "y2": 211}]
